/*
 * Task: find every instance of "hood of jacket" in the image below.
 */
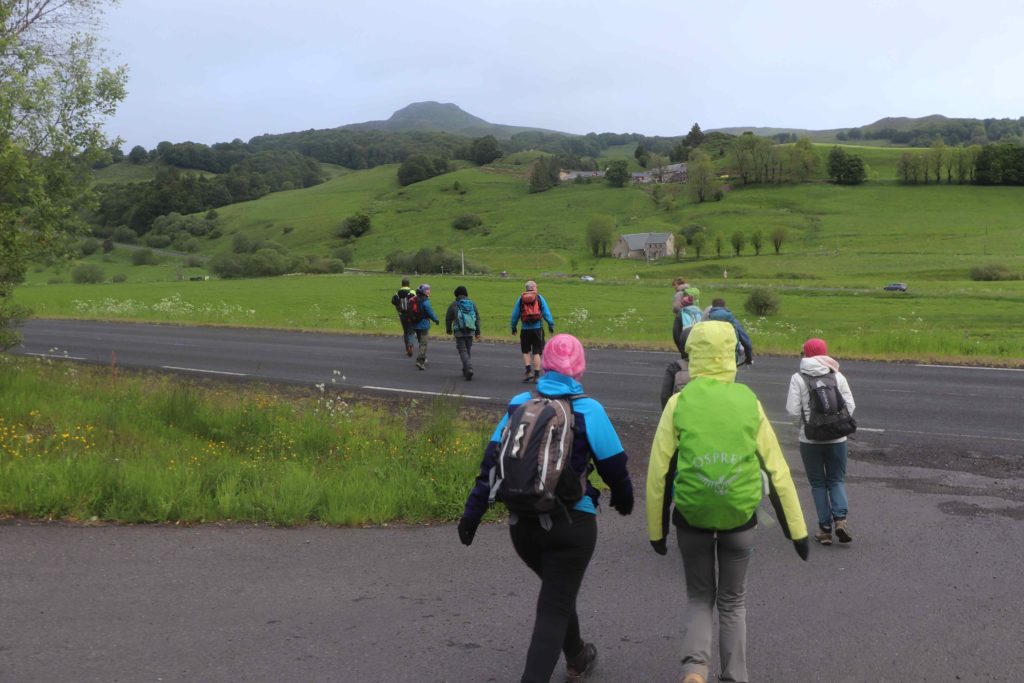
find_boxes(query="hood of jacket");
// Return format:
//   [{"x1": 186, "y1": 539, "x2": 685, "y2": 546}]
[
  {"x1": 799, "y1": 355, "x2": 840, "y2": 376},
  {"x1": 536, "y1": 371, "x2": 584, "y2": 396},
  {"x1": 685, "y1": 321, "x2": 737, "y2": 383}
]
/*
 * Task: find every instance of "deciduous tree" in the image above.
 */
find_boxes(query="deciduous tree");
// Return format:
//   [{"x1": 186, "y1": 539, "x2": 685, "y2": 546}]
[
  {"x1": 1, "y1": 0, "x2": 127, "y2": 349},
  {"x1": 605, "y1": 159, "x2": 630, "y2": 187},
  {"x1": 585, "y1": 216, "x2": 613, "y2": 257}
]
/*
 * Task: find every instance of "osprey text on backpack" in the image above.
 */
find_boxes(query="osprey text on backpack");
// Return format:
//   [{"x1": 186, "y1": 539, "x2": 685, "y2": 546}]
[
  {"x1": 520, "y1": 291, "x2": 543, "y2": 323},
  {"x1": 801, "y1": 373, "x2": 857, "y2": 441},
  {"x1": 488, "y1": 394, "x2": 587, "y2": 529}
]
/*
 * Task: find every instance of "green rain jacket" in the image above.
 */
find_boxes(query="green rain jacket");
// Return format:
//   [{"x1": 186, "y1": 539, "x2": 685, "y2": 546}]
[{"x1": 646, "y1": 321, "x2": 808, "y2": 541}]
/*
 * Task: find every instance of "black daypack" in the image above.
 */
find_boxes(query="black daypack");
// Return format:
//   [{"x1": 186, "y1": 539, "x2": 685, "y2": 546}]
[
  {"x1": 393, "y1": 290, "x2": 422, "y2": 324},
  {"x1": 801, "y1": 372, "x2": 857, "y2": 441},
  {"x1": 488, "y1": 394, "x2": 587, "y2": 526}
]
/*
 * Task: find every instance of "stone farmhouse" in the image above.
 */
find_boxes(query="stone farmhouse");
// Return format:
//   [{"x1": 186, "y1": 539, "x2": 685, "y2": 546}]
[
  {"x1": 631, "y1": 162, "x2": 688, "y2": 184},
  {"x1": 611, "y1": 232, "x2": 675, "y2": 260}
]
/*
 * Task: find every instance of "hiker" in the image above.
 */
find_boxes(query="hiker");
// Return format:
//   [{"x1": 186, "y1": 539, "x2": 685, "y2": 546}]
[
  {"x1": 510, "y1": 280, "x2": 555, "y2": 383},
  {"x1": 445, "y1": 285, "x2": 482, "y2": 381},
  {"x1": 646, "y1": 320, "x2": 809, "y2": 683},
  {"x1": 412, "y1": 283, "x2": 439, "y2": 370},
  {"x1": 457, "y1": 333, "x2": 634, "y2": 683},
  {"x1": 786, "y1": 338, "x2": 857, "y2": 546},
  {"x1": 705, "y1": 298, "x2": 753, "y2": 366},
  {"x1": 390, "y1": 277, "x2": 417, "y2": 356},
  {"x1": 671, "y1": 278, "x2": 701, "y2": 352}
]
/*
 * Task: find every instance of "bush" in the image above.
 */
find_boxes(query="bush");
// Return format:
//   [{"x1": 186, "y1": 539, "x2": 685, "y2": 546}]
[
  {"x1": 970, "y1": 263, "x2": 1020, "y2": 281},
  {"x1": 47, "y1": 277, "x2": 64, "y2": 285},
  {"x1": 111, "y1": 273, "x2": 127, "y2": 283},
  {"x1": 111, "y1": 226, "x2": 138, "y2": 244},
  {"x1": 209, "y1": 249, "x2": 299, "y2": 279},
  {"x1": 131, "y1": 248, "x2": 159, "y2": 266},
  {"x1": 101, "y1": 239, "x2": 115, "y2": 254},
  {"x1": 451, "y1": 214, "x2": 483, "y2": 230},
  {"x1": 72, "y1": 263, "x2": 105, "y2": 284},
  {"x1": 744, "y1": 287, "x2": 781, "y2": 316},
  {"x1": 386, "y1": 246, "x2": 485, "y2": 275},
  {"x1": 143, "y1": 233, "x2": 171, "y2": 249},
  {"x1": 80, "y1": 238, "x2": 100, "y2": 256},
  {"x1": 300, "y1": 256, "x2": 345, "y2": 274},
  {"x1": 332, "y1": 245, "x2": 354, "y2": 264},
  {"x1": 182, "y1": 255, "x2": 204, "y2": 268},
  {"x1": 336, "y1": 212, "x2": 371, "y2": 240}
]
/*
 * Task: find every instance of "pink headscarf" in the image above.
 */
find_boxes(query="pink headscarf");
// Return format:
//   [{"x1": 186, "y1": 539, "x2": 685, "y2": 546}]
[
  {"x1": 802, "y1": 338, "x2": 828, "y2": 357},
  {"x1": 542, "y1": 334, "x2": 586, "y2": 379}
]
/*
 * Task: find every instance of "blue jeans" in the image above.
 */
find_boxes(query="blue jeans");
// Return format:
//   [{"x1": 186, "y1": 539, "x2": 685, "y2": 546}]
[{"x1": 799, "y1": 441, "x2": 849, "y2": 529}]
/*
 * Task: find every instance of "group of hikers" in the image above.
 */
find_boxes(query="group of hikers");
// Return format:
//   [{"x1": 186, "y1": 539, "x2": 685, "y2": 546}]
[
  {"x1": 391, "y1": 275, "x2": 857, "y2": 683},
  {"x1": 390, "y1": 277, "x2": 553, "y2": 382}
]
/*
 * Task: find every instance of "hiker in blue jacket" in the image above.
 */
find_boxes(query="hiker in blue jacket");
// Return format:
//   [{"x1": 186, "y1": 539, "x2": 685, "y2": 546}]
[
  {"x1": 458, "y1": 334, "x2": 634, "y2": 683},
  {"x1": 706, "y1": 298, "x2": 753, "y2": 366},
  {"x1": 445, "y1": 285, "x2": 482, "y2": 381},
  {"x1": 412, "y1": 283, "x2": 440, "y2": 370},
  {"x1": 510, "y1": 280, "x2": 555, "y2": 383}
]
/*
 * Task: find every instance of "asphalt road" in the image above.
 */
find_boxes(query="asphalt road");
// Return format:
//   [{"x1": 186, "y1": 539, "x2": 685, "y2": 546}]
[{"x1": 3, "y1": 320, "x2": 1023, "y2": 682}]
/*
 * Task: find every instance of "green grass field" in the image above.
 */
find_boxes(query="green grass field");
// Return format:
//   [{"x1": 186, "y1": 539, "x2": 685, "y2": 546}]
[
  {"x1": 0, "y1": 356, "x2": 491, "y2": 524},
  {"x1": 18, "y1": 144, "x2": 1024, "y2": 363}
]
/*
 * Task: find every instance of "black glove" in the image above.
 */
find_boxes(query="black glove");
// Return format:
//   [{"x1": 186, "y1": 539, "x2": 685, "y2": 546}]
[
  {"x1": 609, "y1": 486, "x2": 634, "y2": 516},
  {"x1": 458, "y1": 517, "x2": 479, "y2": 546},
  {"x1": 548, "y1": 326, "x2": 555, "y2": 334},
  {"x1": 650, "y1": 538, "x2": 668, "y2": 556},
  {"x1": 511, "y1": 327, "x2": 517, "y2": 335},
  {"x1": 793, "y1": 537, "x2": 810, "y2": 561}
]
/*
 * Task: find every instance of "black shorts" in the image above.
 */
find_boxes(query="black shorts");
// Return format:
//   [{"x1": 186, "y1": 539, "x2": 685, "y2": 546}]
[{"x1": 520, "y1": 328, "x2": 545, "y2": 354}]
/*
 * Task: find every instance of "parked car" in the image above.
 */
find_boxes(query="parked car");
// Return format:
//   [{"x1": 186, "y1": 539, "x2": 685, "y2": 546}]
[
  {"x1": 884, "y1": 282, "x2": 908, "y2": 292},
  {"x1": 580, "y1": 275, "x2": 595, "y2": 282}
]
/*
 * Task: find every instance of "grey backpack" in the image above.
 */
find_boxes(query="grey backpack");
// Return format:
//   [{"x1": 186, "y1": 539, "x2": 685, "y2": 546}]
[{"x1": 488, "y1": 394, "x2": 587, "y2": 526}]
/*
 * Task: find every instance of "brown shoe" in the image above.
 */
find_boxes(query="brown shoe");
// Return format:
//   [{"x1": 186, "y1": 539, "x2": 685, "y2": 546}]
[
  {"x1": 405, "y1": 344, "x2": 413, "y2": 357},
  {"x1": 565, "y1": 642, "x2": 597, "y2": 682},
  {"x1": 681, "y1": 673, "x2": 706, "y2": 683},
  {"x1": 814, "y1": 527, "x2": 833, "y2": 546},
  {"x1": 834, "y1": 518, "x2": 853, "y2": 543}
]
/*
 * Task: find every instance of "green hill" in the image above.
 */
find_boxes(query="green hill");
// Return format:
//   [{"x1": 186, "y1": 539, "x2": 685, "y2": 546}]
[{"x1": 345, "y1": 101, "x2": 567, "y2": 138}]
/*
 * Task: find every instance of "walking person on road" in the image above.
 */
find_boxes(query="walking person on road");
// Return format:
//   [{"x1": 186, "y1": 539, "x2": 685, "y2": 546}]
[
  {"x1": 671, "y1": 277, "x2": 700, "y2": 352},
  {"x1": 390, "y1": 277, "x2": 417, "y2": 356},
  {"x1": 457, "y1": 333, "x2": 635, "y2": 683},
  {"x1": 786, "y1": 337, "x2": 857, "y2": 546},
  {"x1": 646, "y1": 321, "x2": 809, "y2": 683},
  {"x1": 705, "y1": 298, "x2": 753, "y2": 366},
  {"x1": 445, "y1": 285, "x2": 481, "y2": 381},
  {"x1": 412, "y1": 284, "x2": 439, "y2": 370},
  {"x1": 510, "y1": 280, "x2": 555, "y2": 383}
]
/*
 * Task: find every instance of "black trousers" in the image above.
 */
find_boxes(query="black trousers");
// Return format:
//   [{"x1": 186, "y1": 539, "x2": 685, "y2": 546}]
[{"x1": 509, "y1": 509, "x2": 597, "y2": 683}]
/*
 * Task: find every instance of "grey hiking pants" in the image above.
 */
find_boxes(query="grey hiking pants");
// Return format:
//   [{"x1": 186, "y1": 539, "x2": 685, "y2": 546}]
[
  {"x1": 676, "y1": 525, "x2": 755, "y2": 683},
  {"x1": 455, "y1": 334, "x2": 473, "y2": 376}
]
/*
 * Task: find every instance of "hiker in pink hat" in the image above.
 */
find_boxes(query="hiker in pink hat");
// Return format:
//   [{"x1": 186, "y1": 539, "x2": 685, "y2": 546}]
[
  {"x1": 786, "y1": 337, "x2": 858, "y2": 546},
  {"x1": 458, "y1": 333, "x2": 634, "y2": 682}
]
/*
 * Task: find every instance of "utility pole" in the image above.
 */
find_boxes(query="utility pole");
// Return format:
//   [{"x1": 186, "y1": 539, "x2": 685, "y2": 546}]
[{"x1": 461, "y1": 249, "x2": 465, "y2": 275}]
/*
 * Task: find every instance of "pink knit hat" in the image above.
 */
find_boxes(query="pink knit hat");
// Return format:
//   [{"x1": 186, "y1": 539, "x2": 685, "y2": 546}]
[
  {"x1": 542, "y1": 334, "x2": 586, "y2": 379},
  {"x1": 802, "y1": 338, "x2": 828, "y2": 357}
]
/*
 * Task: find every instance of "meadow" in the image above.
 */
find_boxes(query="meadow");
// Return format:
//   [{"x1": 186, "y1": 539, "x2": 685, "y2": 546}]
[
  {"x1": 18, "y1": 144, "x2": 1024, "y2": 363},
  {"x1": 0, "y1": 356, "x2": 492, "y2": 524}
]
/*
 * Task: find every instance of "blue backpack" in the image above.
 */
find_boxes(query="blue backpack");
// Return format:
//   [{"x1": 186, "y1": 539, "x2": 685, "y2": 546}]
[{"x1": 454, "y1": 298, "x2": 477, "y2": 333}]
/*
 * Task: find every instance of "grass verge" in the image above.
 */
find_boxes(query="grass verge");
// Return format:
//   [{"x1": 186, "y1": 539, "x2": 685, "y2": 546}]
[{"x1": 0, "y1": 356, "x2": 492, "y2": 525}]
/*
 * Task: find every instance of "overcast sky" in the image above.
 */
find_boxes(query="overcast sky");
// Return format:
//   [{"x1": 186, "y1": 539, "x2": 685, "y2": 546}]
[{"x1": 101, "y1": 0, "x2": 1024, "y2": 151}]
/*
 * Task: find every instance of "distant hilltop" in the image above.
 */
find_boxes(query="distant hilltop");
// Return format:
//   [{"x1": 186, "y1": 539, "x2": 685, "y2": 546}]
[{"x1": 341, "y1": 101, "x2": 567, "y2": 138}]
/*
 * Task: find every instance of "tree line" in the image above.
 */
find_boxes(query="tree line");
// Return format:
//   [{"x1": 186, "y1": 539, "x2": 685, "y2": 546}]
[
  {"x1": 838, "y1": 117, "x2": 1024, "y2": 147},
  {"x1": 93, "y1": 151, "x2": 325, "y2": 236}
]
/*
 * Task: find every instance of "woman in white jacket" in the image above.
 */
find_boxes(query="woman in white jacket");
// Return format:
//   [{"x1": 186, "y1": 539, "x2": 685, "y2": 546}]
[{"x1": 786, "y1": 338, "x2": 856, "y2": 546}]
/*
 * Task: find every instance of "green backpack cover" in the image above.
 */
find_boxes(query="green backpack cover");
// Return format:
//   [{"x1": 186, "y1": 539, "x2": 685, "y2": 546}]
[{"x1": 673, "y1": 376, "x2": 763, "y2": 530}]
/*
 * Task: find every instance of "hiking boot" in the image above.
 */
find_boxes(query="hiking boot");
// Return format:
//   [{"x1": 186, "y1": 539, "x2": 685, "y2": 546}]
[
  {"x1": 834, "y1": 518, "x2": 853, "y2": 543},
  {"x1": 814, "y1": 527, "x2": 833, "y2": 545},
  {"x1": 405, "y1": 344, "x2": 413, "y2": 357},
  {"x1": 533, "y1": 370, "x2": 541, "y2": 382},
  {"x1": 523, "y1": 368, "x2": 534, "y2": 382},
  {"x1": 464, "y1": 370, "x2": 473, "y2": 381},
  {"x1": 681, "y1": 673, "x2": 706, "y2": 683},
  {"x1": 416, "y1": 361, "x2": 426, "y2": 371},
  {"x1": 565, "y1": 642, "x2": 597, "y2": 682}
]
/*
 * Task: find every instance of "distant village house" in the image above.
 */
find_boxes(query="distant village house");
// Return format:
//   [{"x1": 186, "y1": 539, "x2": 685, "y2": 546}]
[{"x1": 612, "y1": 232, "x2": 675, "y2": 260}]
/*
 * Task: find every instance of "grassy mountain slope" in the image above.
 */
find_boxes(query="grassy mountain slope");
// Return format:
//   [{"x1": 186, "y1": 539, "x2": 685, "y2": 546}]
[{"x1": 343, "y1": 101, "x2": 567, "y2": 139}]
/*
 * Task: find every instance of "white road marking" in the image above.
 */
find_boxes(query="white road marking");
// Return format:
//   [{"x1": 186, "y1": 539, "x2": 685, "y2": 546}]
[
  {"x1": 917, "y1": 364, "x2": 1024, "y2": 372},
  {"x1": 25, "y1": 352, "x2": 86, "y2": 360},
  {"x1": 362, "y1": 385, "x2": 491, "y2": 400},
  {"x1": 161, "y1": 365, "x2": 248, "y2": 377}
]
